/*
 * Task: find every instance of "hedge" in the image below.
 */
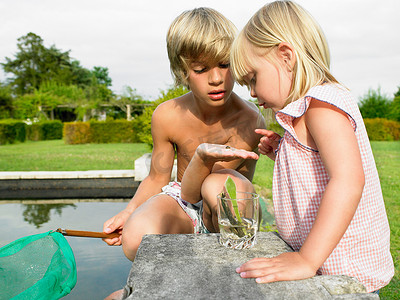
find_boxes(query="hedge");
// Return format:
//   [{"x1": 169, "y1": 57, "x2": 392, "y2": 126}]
[
  {"x1": 364, "y1": 118, "x2": 400, "y2": 141},
  {"x1": 63, "y1": 120, "x2": 139, "y2": 144},
  {"x1": 89, "y1": 120, "x2": 137, "y2": 143},
  {"x1": 63, "y1": 122, "x2": 91, "y2": 144},
  {"x1": 26, "y1": 120, "x2": 63, "y2": 141},
  {"x1": 0, "y1": 120, "x2": 26, "y2": 144}
]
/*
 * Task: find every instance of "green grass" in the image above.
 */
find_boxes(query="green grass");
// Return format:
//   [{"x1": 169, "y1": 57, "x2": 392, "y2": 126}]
[
  {"x1": 370, "y1": 141, "x2": 400, "y2": 298},
  {"x1": 0, "y1": 140, "x2": 399, "y2": 298},
  {"x1": 0, "y1": 140, "x2": 149, "y2": 171}
]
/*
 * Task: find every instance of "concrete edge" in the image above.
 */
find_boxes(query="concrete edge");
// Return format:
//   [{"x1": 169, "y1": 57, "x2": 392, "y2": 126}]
[{"x1": 0, "y1": 169, "x2": 135, "y2": 180}]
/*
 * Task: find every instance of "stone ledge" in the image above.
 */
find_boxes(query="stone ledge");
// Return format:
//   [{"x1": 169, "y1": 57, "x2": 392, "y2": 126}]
[
  {"x1": 124, "y1": 232, "x2": 378, "y2": 299},
  {"x1": 134, "y1": 153, "x2": 177, "y2": 181},
  {"x1": 0, "y1": 169, "x2": 135, "y2": 180}
]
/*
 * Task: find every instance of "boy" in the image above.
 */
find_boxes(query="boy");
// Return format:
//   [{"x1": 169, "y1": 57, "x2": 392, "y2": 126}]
[{"x1": 103, "y1": 7, "x2": 263, "y2": 264}]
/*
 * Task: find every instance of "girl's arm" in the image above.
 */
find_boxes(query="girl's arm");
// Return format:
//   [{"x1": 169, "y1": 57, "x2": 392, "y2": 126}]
[
  {"x1": 180, "y1": 143, "x2": 259, "y2": 204},
  {"x1": 237, "y1": 99, "x2": 365, "y2": 282}
]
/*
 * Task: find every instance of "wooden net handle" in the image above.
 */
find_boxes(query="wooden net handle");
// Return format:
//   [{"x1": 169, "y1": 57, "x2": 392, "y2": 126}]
[{"x1": 56, "y1": 228, "x2": 120, "y2": 239}]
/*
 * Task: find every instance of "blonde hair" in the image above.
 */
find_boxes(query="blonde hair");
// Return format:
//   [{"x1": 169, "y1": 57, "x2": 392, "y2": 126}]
[
  {"x1": 167, "y1": 7, "x2": 237, "y2": 88},
  {"x1": 231, "y1": 0, "x2": 339, "y2": 102}
]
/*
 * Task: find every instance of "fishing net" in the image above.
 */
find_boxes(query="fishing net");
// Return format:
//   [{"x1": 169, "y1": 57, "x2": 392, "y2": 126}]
[{"x1": 0, "y1": 230, "x2": 77, "y2": 300}]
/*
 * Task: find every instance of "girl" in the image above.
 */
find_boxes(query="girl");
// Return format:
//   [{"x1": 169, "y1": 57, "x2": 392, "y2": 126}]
[{"x1": 195, "y1": 0, "x2": 393, "y2": 294}]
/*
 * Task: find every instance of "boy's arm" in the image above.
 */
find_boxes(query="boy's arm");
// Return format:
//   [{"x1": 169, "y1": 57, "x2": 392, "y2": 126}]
[
  {"x1": 103, "y1": 105, "x2": 175, "y2": 243},
  {"x1": 237, "y1": 99, "x2": 364, "y2": 282},
  {"x1": 181, "y1": 144, "x2": 259, "y2": 204}
]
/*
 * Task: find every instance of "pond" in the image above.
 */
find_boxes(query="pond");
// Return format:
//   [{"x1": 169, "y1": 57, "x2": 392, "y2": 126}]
[{"x1": 0, "y1": 199, "x2": 132, "y2": 299}]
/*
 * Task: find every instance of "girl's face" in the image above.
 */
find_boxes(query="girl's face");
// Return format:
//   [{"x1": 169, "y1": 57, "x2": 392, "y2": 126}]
[{"x1": 243, "y1": 46, "x2": 294, "y2": 112}]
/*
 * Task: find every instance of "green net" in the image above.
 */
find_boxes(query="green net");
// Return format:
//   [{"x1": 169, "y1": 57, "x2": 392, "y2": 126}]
[{"x1": 0, "y1": 231, "x2": 77, "y2": 300}]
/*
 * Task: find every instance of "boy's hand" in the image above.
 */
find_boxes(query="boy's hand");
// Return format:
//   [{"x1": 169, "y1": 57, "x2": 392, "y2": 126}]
[
  {"x1": 236, "y1": 252, "x2": 317, "y2": 283},
  {"x1": 102, "y1": 210, "x2": 130, "y2": 246},
  {"x1": 255, "y1": 129, "x2": 281, "y2": 161},
  {"x1": 196, "y1": 143, "x2": 259, "y2": 165}
]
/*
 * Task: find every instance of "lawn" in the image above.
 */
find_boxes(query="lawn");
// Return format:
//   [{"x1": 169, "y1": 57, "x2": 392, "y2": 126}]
[
  {"x1": 1, "y1": 140, "x2": 399, "y2": 298},
  {"x1": 0, "y1": 140, "x2": 149, "y2": 171}
]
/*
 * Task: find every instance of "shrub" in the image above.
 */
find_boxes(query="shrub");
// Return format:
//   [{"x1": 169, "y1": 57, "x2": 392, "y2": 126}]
[
  {"x1": 364, "y1": 118, "x2": 400, "y2": 141},
  {"x1": 26, "y1": 123, "x2": 42, "y2": 141},
  {"x1": 41, "y1": 120, "x2": 63, "y2": 140},
  {"x1": 267, "y1": 122, "x2": 285, "y2": 136},
  {"x1": 26, "y1": 120, "x2": 63, "y2": 141},
  {"x1": 89, "y1": 120, "x2": 138, "y2": 143},
  {"x1": 132, "y1": 85, "x2": 189, "y2": 149},
  {"x1": 63, "y1": 122, "x2": 91, "y2": 144},
  {"x1": 358, "y1": 88, "x2": 391, "y2": 119},
  {"x1": 0, "y1": 120, "x2": 26, "y2": 144}
]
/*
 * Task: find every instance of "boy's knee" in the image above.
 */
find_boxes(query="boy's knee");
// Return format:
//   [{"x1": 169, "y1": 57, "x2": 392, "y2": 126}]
[
  {"x1": 121, "y1": 222, "x2": 143, "y2": 261},
  {"x1": 202, "y1": 169, "x2": 254, "y2": 194}
]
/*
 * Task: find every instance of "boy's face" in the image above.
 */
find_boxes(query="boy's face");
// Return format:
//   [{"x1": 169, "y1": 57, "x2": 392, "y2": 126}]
[{"x1": 187, "y1": 58, "x2": 234, "y2": 106}]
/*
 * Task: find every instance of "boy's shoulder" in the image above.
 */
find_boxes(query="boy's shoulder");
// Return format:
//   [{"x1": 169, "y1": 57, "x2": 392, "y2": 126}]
[
  {"x1": 152, "y1": 93, "x2": 191, "y2": 116},
  {"x1": 231, "y1": 94, "x2": 263, "y2": 121}
]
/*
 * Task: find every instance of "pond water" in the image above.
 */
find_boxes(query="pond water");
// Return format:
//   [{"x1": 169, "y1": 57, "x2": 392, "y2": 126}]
[{"x1": 0, "y1": 199, "x2": 132, "y2": 299}]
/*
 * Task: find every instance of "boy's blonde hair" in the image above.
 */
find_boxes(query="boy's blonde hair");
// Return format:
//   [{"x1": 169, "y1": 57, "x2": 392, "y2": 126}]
[
  {"x1": 167, "y1": 7, "x2": 237, "y2": 88},
  {"x1": 231, "y1": 0, "x2": 339, "y2": 102}
]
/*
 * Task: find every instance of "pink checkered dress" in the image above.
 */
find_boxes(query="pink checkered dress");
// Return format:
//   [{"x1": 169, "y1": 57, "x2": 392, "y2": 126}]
[{"x1": 273, "y1": 83, "x2": 394, "y2": 292}]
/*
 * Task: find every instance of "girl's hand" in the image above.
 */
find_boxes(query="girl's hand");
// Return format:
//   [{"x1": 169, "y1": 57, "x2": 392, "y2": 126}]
[
  {"x1": 102, "y1": 209, "x2": 131, "y2": 246},
  {"x1": 196, "y1": 143, "x2": 259, "y2": 165},
  {"x1": 255, "y1": 129, "x2": 281, "y2": 161},
  {"x1": 236, "y1": 252, "x2": 317, "y2": 283}
]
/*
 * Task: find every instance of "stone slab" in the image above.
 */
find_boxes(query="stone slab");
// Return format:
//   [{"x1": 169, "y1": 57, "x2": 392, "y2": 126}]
[
  {"x1": 125, "y1": 232, "x2": 378, "y2": 299},
  {"x1": 0, "y1": 177, "x2": 139, "y2": 200},
  {"x1": 134, "y1": 153, "x2": 177, "y2": 181},
  {"x1": 0, "y1": 170, "x2": 135, "y2": 180}
]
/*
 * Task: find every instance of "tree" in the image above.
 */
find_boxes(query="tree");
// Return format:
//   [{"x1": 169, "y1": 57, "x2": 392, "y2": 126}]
[
  {"x1": 0, "y1": 82, "x2": 13, "y2": 119},
  {"x1": 394, "y1": 86, "x2": 400, "y2": 98},
  {"x1": 358, "y1": 88, "x2": 391, "y2": 119},
  {"x1": 92, "y1": 66, "x2": 112, "y2": 87},
  {"x1": 1, "y1": 33, "x2": 74, "y2": 95},
  {"x1": 389, "y1": 94, "x2": 400, "y2": 122},
  {"x1": 1, "y1": 32, "x2": 112, "y2": 97}
]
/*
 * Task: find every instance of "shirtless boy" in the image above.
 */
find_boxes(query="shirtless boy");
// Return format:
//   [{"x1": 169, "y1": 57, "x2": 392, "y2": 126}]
[{"x1": 102, "y1": 7, "x2": 264, "y2": 263}]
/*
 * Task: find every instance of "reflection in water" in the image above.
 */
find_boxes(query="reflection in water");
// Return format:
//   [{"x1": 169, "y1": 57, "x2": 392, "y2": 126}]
[
  {"x1": 0, "y1": 200, "x2": 132, "y2": 299},
  {"x1": 22, "y1": 203, "x2": 76, "y2": 228}
]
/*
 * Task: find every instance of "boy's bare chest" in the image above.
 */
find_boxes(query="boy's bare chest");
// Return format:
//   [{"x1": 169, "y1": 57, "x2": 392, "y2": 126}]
[{"x1": 174, "y1": 122, "x2": 233, "y2": 158}]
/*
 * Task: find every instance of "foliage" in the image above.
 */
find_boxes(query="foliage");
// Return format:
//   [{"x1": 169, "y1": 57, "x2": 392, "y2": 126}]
[
  {"x1": 1, "y1": 33, "x2": 74, "y2": 95},
  {"x1": 358, "y1": 88, "x2": 391, "y2": 119},
  {"x1": 389, "y1": 96, "x2": 400, "y2": 122},
  {"x1": 89, "y1": 120, "x2": 138, "y2": 143},
  {"x1": 26, "y1": 120, "x2": 63, "y2": 141},
  {"x1": 267, "y1": 122, "x2": 285, "y2": 136},
  {"x1": 0, "y1": 83, "x2": 13, "y2": 119},
  {"x1": 92, "y1": 66, "x2": 112, "y2": 87},
  {"x1": 395, "y1": 86, "x2": 400, "y2": 98},
  {"x1": 0, "y1": 120, "x2": 26, "y2": 144},
  {"x1": 63, "y1": 120, "x2": 140, "y2": 144},
  {"x1": 133, "y1": 85, "x2": 189, "y2": 149},
  {"x1": 364, "y1": 118, "x2": 400, "y2": 141},
  {"x1": 40, "y1": 120, "x2": 63, "y2": 140},
  {"x1": 63, "y1": 122, "x2": 91, "y2": 144},
  {"x1": 1, "y1": 32, "x2": 114, "y2": 121},
  {"x1": 109, "y1": 86, "x2": 152, "y2": 119}
]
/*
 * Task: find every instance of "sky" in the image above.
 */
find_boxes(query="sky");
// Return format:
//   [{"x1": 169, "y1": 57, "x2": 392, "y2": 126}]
[{"x1": 1, "y1": 0, "x2": 399, "y2": 102}]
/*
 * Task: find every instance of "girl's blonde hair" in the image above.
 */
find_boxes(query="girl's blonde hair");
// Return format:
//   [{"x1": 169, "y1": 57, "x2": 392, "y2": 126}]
[
  {"x1": 231, "y1": 0, "x2": 339, "y2": 102},
  {"x1": 167, "y1": 7, "x2": 237, "y2": 88}
]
